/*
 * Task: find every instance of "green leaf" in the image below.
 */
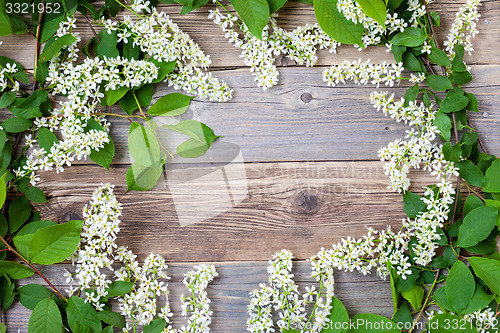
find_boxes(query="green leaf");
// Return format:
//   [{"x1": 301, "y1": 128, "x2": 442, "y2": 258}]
[
  {"x1": 402, "y1": 51, "x2": 423, "y2": 72},
  {"x1": 313, "y1": 0, "x2": 364, "y2": 44},
  {"x1": 128, "y1": 122, "x2": 161, "y2": 167},
  {"x1": 322, "y1": 296, "x2": 348, "y2": 333},
  {"x1": 39, "y1": 11, "x2": 65, "y2": 43},
  {"x1": 403, "y1": 84, "x2": 419, "y2": 107},
  {"x1": 433, "y1": 111, "x2": 451, "y2": 142},
  {"x1": 97, "y1": 30, "x2": 119, "y2": 59},
  {"x1": 8, "y1": 195, "x2": 30, "y2": 233},
  {"x1": 162, "y1": 120, "x2": 219, "y2": 145},
  {"x1": 126, "y1": 162, "x2": 163, "y2": 191},
  {"x1": 455, "y1": 160, "x2": 484, "y2": 187},
  {"x1": 464, "y1": 92, "x2": 479, "y2": 112},
  {"x1": 463, "y1": 195, "x2": 483, "y2": 217},
  {"x1": 106, "y1": 281, "x2": 134, "y2": 297},
  {"x1": 97, "y1": 310, "x2": 126, "y2": 329},
  {"x1": 469, "y1": 257, "x2": 500, "y2": 295},
  {"x1": 0, "y1": 174, "x2": 6, "y2": 209},
  {"x1": 28, "y1": 298, "x2": 62, "y2": 333},
  {"x1": 151, "y1": 60, "x2": 176, "y2": 84},
  {"x1": 457, "y1": 206, "x2": 498, "y2": 248},
  {"x1": 391, "y1": 45, "x2": 406, "y2": 63},
  {"x1": 17, "y1": 284, "x2": 53, "y2": 310},
  {"x1": 176, "y1": 138, "x2": 210, "y2": 158},
  {"x1": 1, "y1": 117, "x2": 33, "y2": 133},
  {"x1": 105, "y1": 86, "x2": 129, "y2": 106},
  {"x1": 390, "y1": 27, "x2": 427, "y2": 47},
  {"x1": 14, "y1": 220, "x2": 58, "y2": 258},
  {"x1": 0, "y1": 274, "x2": 14, "y2": 309},
  {"x1": 232, "y1": 0, "x2": 270, "y2": 40},
  {"x1": 85, "y1": 119, "x2": 114, "y2": 170},
  {"x1": 485, "y1": 199, "x2": 500, "y2": 209},
  {"x1": 39, "y1": 34, "x2": 77, "y2": 63},
  {"x1": 0, "y1": 260, "x2": 34, "y2": 279},
  {"x1": 462, "y1": 284, "x2": 494, "y2": 314},
  {"x1": 148, "y1": 93, "x2": 194, "y2": 116},
  {"x1": 354, "y1": 0, "x2": 386, "y2": 27},
  {"x1": 29, "y1": 220, "x2": 83, "y2": 265},
  {"x1": 67, "y1": 296, "x2": 102, "y2": 333},
  {"x1": 427, "y1": 313, "x2": 476, "y2": 332},
  {"x1": 17, "y1": 90, "x2": 48, "y2": 110},
  {"x1": 445, "y1": 261, "x2": 475, "y2": 313},
  {"x1": 401, "y1": 285, "x2": 424, "y2": 311},
  {"x1": 428, "y1": 47, "x2": 450, "y2": 67},
  {"x1": 37, "y1": 127, "x2": 58, "y2": 154},
  {"x1": 484, "y1": 159, "x2": 500, "y2": 193},
  {"x1": 348, "y1": 314, "x2": 400, "y2": 332},
  {"x1": 430, "y1": 11, "x2": 440, "y2": 26},
  {"x1": 426, "y1": 75, "x2": 453, "y2": 91},
  {"x1": 442, "y1": 142, "x2": 462, "y2": 163},
  {"x1": 453, "y1": 71, "x2": 472, "y2": 86},
  {"x1": 452, "y1": 45, "x2": 467, "y2": 72},
  {"x1": 440, "y1": 92, "x2": 469, "y2": 113},
  {"x1": 403, "y1": 191, "x2": 426, "y2": 218},
  {"x1": 134, "y1": 84, "x2": 153, "y2": 108},
  {"x1": 0, "y1": 91, "x2": 16, "y2": 109},
  {"x1": 267, "y1": 0, "x2": 287, "y2": 13},
  {"x1": 63, "y1": 0, "x2": 78, "y2": 13},
  {"x1": 433, "y1": 286, "x2": 456, "y2": 312},
  {"x1": 0, "y1": 323, "x2": 5, "y2": 333},
  {"x1": 392, "y1": 303, "x2": 412, "y2": 332},
  {"x1": 143, "y1": 318, "x2": 167, "y2": 333}
]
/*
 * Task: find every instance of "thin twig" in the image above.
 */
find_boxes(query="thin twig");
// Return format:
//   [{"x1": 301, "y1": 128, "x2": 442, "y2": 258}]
[
  {"x1": 408, "y1": 268, "x2": 442, "y2": 333},
  {"x1": 33, "y1": 3, "x2": 44, "y2": 92},
  {"x1": 467, "y1": 118, "x2": 488, "y2": 155},
  {"x1": 81, "y1": 13, "x2": 101, "y2": 43}
]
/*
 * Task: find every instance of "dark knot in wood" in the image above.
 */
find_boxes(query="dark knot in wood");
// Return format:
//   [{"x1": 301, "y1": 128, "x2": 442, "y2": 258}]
[
  {"x1": 60, "y1": 211, "x2": 82, "y2": 223},
  {"x1": 300, "y1": 92, "x2": 313, "y2": 104},
  {"x1": 298, "y1": 192, "x2": 318, "y2": 211}
]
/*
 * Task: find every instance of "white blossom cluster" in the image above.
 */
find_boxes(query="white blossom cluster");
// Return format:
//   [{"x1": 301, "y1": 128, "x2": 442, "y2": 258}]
[
  {"x1": 305, "y1": 92, "x2": 458, "y2": 281},
  {"x1": 104, "y1": 1, "x2": 232, "y2": 102},
  {"x1": 67, "y1": 184, "x2": 217, "y2": 332},
  {"x1": 463, "y1": 308, "x2": 499, "y2": 333},
  {"x1": 0, "y1": 54, "x2": 20, "y2": 92},
  {"x1": 179, "y1": 264, "x2": 218, "y2": 333},
  {"x1": 209, "y1": 4, "x2": 339, "y2": 90},
  {"x1": 247, "y1": 250, "x2": 335, "y2": 333},
  {"x1": 323, "y1": 59, "x2": 413, "y2": 88},
  {"x1": 443, "y1": 0, "x2": 481, "y2": 60},
  {"x1": 68, "y1": 183, "x2": 122, "y2": 309}
]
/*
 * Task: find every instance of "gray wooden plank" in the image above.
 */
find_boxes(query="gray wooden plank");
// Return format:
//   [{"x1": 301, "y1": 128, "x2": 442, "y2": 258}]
[
  {"x1": 70, "y1": 65, "x2": 500, "y2": 163},
  {"x1": 33, "y1": 161, "x2": 438, "y2": 262},
  {"x1": 4, "y1": 261, "x2": 393, "y2": 332},
  {"x1": 1, "y1": 65, "x2": 497, "y2": 165}
]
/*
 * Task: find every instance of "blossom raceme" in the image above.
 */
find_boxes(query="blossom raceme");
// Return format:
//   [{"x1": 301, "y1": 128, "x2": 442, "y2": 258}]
[{"x1": 68, "y1": 184, "x2": 218, "y2": 332}]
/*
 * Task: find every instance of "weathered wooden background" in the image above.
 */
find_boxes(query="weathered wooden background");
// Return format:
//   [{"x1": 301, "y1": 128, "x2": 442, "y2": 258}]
[{"x1": 1, "y1": 0, "x2": 499, "y2": 331}]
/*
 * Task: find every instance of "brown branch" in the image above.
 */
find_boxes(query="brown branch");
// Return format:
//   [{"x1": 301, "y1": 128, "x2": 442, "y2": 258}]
[
  {"x1": 0, "y1": 235, "x2": 68, "y2": 302},
  {"x1": 33, "y1": 1, "x2": 44, "y2": 92}
]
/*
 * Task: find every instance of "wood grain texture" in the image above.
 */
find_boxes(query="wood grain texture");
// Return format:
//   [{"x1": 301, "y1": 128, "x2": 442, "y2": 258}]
[
  {"x1": 4, "y1": 262, "x2": 393, "y2": 332},
  {"x1": 0, "y1": 0, "x2": 498, "y2": 70},
  {"x1": 33, "y1": 161, "x2": 439, "y2": 262},
  {"x1": 2, "y1": 65, "x2": 494, "y2": 165}
]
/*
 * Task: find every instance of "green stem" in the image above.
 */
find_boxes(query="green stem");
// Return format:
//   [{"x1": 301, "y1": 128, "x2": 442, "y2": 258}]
[{"x1": 408, "y1": 268, "x2": 441, "y2": 333}]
